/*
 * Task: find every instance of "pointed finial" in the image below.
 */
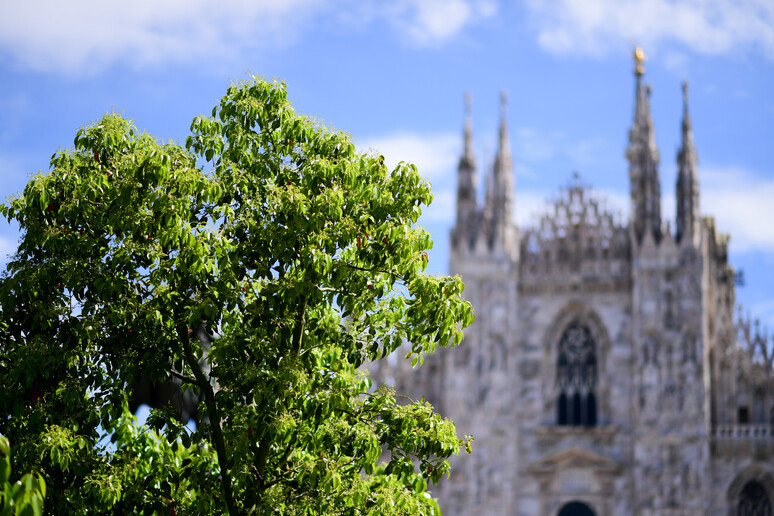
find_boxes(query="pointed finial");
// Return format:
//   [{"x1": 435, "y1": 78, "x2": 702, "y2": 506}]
[
  {"x1": 681, "y1": 80, "x2": 693, "y2": 134},
  {"x1": 500, "y1": 90, "x2": 507, "y2": 119},
  {"x1": 634, "y1": 46, "x2": 646, "y2": 75},
  {"x1": 462, "y1": 91, "x2": 475, "y2": 160}
]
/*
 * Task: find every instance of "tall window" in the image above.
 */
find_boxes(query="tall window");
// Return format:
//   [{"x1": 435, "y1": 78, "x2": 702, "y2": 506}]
[
  {"x1": 557, "y1": 323, "x2": 597, "y2": 426},
  {"x1": 738, "y1": 481, "x2": 772, "y2": 516}
]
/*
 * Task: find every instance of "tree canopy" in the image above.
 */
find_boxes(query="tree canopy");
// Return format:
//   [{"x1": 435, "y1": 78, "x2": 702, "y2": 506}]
[{"x1": 0, "y1": 78, "x2": 473, "y2": 515}]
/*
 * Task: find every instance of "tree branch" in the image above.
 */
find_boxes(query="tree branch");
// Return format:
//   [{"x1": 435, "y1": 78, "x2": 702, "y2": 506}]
[
  {"x1": 342, "y1": 261, "x2": 403, "y2": 281},
  {"x1": 253, "y1": 294, "x2": 308, "y2": 500},
  {"x1": 292, "y1": 296, "x2": 307, "y2": 356},
  {"x1": 168, "y1": 369, "x2": 197, "y2": 385},
  {"x1": 177, "y1": 322, "x2": 239, "y2": 516}
]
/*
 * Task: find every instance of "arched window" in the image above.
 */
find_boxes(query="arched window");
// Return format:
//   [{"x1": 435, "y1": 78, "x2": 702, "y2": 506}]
[
  {"x1": 556, "y1": 323, "x2": 597, "y2": 427},
  {"x1": 557, "y1": 501, "x2": 595, "y2": 516},
  {"x1": 586, "y1": 393, "x2": 597, "y2": 426},
  {"x1": 557, "y1": 392, "x2": 569, "y2": 425},
  {"x1": 738, "y1": 480, "x2": 772, "y2": 516}
]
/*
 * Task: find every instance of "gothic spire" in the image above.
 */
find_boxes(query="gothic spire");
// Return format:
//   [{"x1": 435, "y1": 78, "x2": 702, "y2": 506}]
[
  {"x1": 463, "y1": 92, "x2": 475, "y2": 164},
  {"x1": 453, "y1": 92, "x2": 479, "y2": 249},
  {"x1": 676, "y1": 81, "x2": 700, "y2": 245},
  {"x1": 626, "y1": 47, "x2": 662, "y2": 244},
  {"x1": 496, "y1": 91, "x2": 512, "y2": 173},
  {"x1": 489, "y1": 91, "x2": 514, "y2": 240}
]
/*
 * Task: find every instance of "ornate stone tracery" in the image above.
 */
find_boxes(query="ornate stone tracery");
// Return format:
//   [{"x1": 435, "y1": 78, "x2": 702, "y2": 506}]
[
  {"x1": 713, "y1": 312, "x2": 774, "y2": 425},
  {"x1": 520, "y1": 177, "x2": 629, "y2": 293},
  {"x1": 372, "y1": 53, "x2": 774, "y2": 516},
  {"x1": 545, "y1": 303, "x2": 609, "y2": 429},
  {"x1": 557, "y1": 323, "x2": 598, "y2": 426}
]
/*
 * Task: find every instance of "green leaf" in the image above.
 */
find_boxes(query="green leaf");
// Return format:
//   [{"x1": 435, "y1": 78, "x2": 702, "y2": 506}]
[{"x1": 0, "y1": 78, "x2": 472, "y2": 516}]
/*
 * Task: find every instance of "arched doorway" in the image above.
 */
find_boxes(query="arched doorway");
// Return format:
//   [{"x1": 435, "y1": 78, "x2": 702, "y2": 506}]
[
  {"x1": 737, "y1": 480, "x2": 772, "y2": 516},
  {"x1": 558, "y1": 501, "x2": 596, "y2": 516}
]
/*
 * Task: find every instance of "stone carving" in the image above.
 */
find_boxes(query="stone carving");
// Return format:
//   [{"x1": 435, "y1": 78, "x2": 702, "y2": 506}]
[{"x1": 369, "y1": 53, "x2": 774, "y2": 516}]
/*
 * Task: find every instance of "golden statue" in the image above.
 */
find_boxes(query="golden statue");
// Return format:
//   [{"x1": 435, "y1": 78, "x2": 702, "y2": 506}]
[{"x1": 634, "y1": 46, "x2": 646, "y2": 75}]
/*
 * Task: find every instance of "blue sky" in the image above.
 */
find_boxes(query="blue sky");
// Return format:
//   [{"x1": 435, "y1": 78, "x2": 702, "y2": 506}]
[{"x1": 1, "y1": 0, "x2": 773, "y2": 329}]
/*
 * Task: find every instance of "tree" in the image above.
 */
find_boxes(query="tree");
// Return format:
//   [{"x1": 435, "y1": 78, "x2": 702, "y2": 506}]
[
  {"x1": 0, "y1": 78, "x2": 474, "y2": 515},
  {"x1": 1, "y1": 436, "x2": 46, "y2": 516}
]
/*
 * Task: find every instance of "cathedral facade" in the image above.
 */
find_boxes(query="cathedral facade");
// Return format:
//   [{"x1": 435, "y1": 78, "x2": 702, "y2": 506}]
[{"x1": 372, "y1": 52, "x2": 774, "y2": 515}]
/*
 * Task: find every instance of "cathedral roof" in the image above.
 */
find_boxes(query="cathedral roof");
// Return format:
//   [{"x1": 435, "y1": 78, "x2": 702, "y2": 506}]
[{"x1": 520, "y1": 176, "x2": 630, "y2": 293}]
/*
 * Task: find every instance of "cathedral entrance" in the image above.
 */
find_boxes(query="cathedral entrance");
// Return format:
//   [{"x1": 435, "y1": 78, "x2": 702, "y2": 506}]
[
  {"x1": 737, "y1": 480, "x2": 772, "y2": 516},
  {"x1": 557, "y1": 501, "x2": 595, "y2": 516}
]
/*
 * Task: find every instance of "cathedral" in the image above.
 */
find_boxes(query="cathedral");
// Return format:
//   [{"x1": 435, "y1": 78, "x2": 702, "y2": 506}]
[{"x1": 371, "y1": 50, "x2": 774, "y2": 515}]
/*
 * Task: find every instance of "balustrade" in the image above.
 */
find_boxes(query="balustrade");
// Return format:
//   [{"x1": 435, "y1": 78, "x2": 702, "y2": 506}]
[{"x1": 711, "y1": 424, "x2": 774, "y2": 439}]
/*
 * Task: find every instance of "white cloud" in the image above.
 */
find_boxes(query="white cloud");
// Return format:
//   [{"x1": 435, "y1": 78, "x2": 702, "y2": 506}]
[
  {"x1": 357, "y1": 131, "x2": 460, "y2": 223},
  {"x1": 358, "y1": 131, "x2": 460, "y2": 183},
  {"x1": 0, "y1": 0, "x2": 321, "y2": 75},
  {"x1": 388, "y1": 0, "x2": 498, "y2": 46},
  {"x1": 701, "y1": 166, "x2": 774, "y2": 253},
  {"x1": 0, "y1": 0, "x2": 494, "y2": 75},
  {"x1": 525, "y1": 0, "x2": 774, "y2": 60}
]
